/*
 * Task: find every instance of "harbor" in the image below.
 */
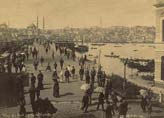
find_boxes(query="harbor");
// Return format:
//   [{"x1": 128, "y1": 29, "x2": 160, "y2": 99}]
[{"x1": 0, "y1": 0, "x2": 164, "y2": 118}]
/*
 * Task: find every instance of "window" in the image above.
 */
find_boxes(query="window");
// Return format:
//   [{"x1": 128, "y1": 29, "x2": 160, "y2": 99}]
[
  {"x1": 162, "y1": 20, "x2": 164, "y2": 42},
  {"x1": 161, "y1": 56, "x2": 164, "y2": 80}
]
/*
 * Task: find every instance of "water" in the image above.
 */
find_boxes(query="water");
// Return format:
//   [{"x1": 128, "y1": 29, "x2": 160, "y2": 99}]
[{"x1": 77, "y1": 43, "x2": 158, "y2": 76}]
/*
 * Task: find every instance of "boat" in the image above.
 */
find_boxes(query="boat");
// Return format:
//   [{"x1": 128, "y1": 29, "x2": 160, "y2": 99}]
[
  {"x1": 104, "y1": 55, "x2": 120, "y2": 58},
  {"x1": 55, "y1": 40, "x2": 75, "y2": 50},
  {"x1": 74, "y1": 35, "x2": 89, "y2": 53},
  {"x1": 91, "y1": 43, "x2": 105, "y2": 46},
  {"x1": 75, "y1": 45, "x2": 89, "y2": 53}
]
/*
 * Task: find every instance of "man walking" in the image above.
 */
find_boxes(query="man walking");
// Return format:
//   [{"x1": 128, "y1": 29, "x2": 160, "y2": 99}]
[
  {"x1": 65, "y1": 68, "x2": 71, "y2": 83},
  {"x1": 33, "y1": 60, "x2": 39, "y2": 71},
  {"x1": 71, "y1": 66, "x2": 76, "y2": 79},
  {"x1": 31, "y1": 73, "x2": 36, "y2": 88},
  {"x1": 105, "y1": 102, "x2": 113, "y2": 118},
  {"x1": 37, "y1": 71, "x2": 44, "y2": 90},
  {"x1": 90, "y1": 67, "x2": 96, "y2": 85},
  {"x1": 54, "y1": 62, "x2": 58, "y2": 70},
  {"x1": 81, "y1": 92, "x2": 89, "y2": 113},
  {"x1": 79, "y1": 66, "x2": 84, "y2": 81},
  {"x1": 60, "y1": 58, "x2": 64, "y2": 70},
  {"x1": 85, "y1": 67, "x2": 90, "y2": 84},
  {"x1": 97, "y1": 67, "x2": 102, "y2": 86},
  {"x1": 97, "y1": 92, "x2": 105, "y2": 111},
  {"x1": 118, "y1": 98, "x2": 128, "y2": 118}
]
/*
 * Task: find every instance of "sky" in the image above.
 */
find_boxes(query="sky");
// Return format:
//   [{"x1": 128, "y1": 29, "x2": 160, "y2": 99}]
[{"x1": 0, "y1": 0, "x2": 156, "y2": 29}]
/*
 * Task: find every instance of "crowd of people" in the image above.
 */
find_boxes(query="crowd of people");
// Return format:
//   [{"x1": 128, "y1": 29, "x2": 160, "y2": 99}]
[
  {"x1": 21, "y1": 39, "x2": 154, "y2": 118},
  {"x1": 80, "y1": 74, "x2": 129, "y2": 118},
  {"x1": 0, "y1": 39, "x2": 155, "y2": 118}
]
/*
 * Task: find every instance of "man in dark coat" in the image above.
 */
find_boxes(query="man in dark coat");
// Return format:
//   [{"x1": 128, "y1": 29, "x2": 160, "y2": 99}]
[
  {"x1": 105, "y1": 80, "x2": 112, "y2": 102},
  {"x1": 54, "y1": 62, "x2": 58, "y2": 70},
  {"x1": 81, "y1": 92, "x2": 89, "y2": 113},
  {"x1": 37, "y1": 71, "x2": 44, "y2": 90},
  {"x1": 19, "y1": 62, "x2": 24, "y2": 72},
  {"x1": 85, "y1": 68, "x2": 90, "y2": 84},
  {"x1": 71, "y1": 66, "x2": 75, "y2": 79},
  {"x1": 79, "y1": 66, "x2": 84, "y2": 81},
  {"x1": 90, "y1": 67, "x2": 96, "y2": 85},
  {"x1": 118, "y1": 98, "x2": 128, "y2": 118},
  {"x1": 97, "y1": 92, "x2": 105, "y2": 111},
  {"x1": 60, "y1": 58, "x2": 64, "y2": 70},
  {"x1": 147, "y1": 99, "x2": 152, "y2": 118},
  {"x1": 36, "y1": 87, "x2": 40, "y2": 100},
  {"x1": 52, "y1": 70, "x2": 58, "y2": 80},
  {"x1": 65, "y1": 68, "x2": 71, "y2": 83},
  {"x1": 19, "y1": 96, "x2": 26, "y2": 116},
  {"x1": 16, "y1": 75, "x2": 24, "y2": 103},
  {"x1": 40, "y1": 56, "x2": 44, "y2": 66},
  {"x1": 72, "y1": 51, "x2": 76, "y2": 61},
  {"x1": 7, "y1": 61, "x2": 12, "y2": 73},
  {"x1": 46, "y1": 62, "x2": 51, "y2": 72},
  {"x1": 86, "y1": 84, "x2": 94, "y2": 105},
  {"x1": 31, "y1": 73, "x2": 36, "y2": 88},
  {"x1": 111, "y1": 92, "x2": 118, "y2": 113},
  {"x1": 14, "y1": 61, "x2": 19, "y2": 73},
  {"x1": 97, "y1": 67, "x2": 103, "y2": 86},
  {"x1": 25, "y1": 50, "x2": 29, "y2": 60},
  {"x1": 101, "y1": 71, "x2": 106, "y2": 87},
  {"x1": 29, "y1": 87, "x2": 36, "y2": 105},
  {"x1": 105, "y1": 102, "x2": 113, "y2": 118},
  {"x1": 46, "y1": 48, "x2": 48, "y2": 54},
  {"x1": 33, "y1": 60, "x2": 39, "y2": 71}
]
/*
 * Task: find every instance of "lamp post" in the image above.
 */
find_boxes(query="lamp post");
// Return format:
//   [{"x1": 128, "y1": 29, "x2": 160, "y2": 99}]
[
  {"x1": 98, "y1": 49, "x2": 101, "y2": 66},
  {"x1": 123, "y1": 58, "x2": 128, "y2": 90}
]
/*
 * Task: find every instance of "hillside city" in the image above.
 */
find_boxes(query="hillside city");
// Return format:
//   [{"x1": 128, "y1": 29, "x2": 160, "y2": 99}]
[{"x1": 0, "y1": 23, "x2": 155, "y2": 43}]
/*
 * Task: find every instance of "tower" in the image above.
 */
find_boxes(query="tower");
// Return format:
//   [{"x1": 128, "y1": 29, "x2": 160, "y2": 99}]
[
  {"x1": 37, "y1": 16, "x2": 39, "y2": 29},
  {"x1": 43, "y1": 16, "x2": 45, "y2": 30}
]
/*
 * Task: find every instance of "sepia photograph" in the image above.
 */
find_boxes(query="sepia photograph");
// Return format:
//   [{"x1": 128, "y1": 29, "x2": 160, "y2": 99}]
[{"x1": 0, "y1": 0, "x2": 164, "y2": 118}]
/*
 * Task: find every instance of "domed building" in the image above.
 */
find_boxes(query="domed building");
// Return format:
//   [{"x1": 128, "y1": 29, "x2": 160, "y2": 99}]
[{"x1": 26, "y1": 23, "x2": 38, "y2": 38}]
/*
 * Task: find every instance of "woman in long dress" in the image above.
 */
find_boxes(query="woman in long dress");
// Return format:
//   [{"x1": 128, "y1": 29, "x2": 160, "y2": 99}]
[{"x1": 53, "y1": 79, "x2": 59, "y2": 98}]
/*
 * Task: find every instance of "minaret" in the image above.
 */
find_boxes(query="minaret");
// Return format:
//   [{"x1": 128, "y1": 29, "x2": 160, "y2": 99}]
[
  {"x1": 43, "y1": 16, "x2": 45, "y2": 30},
  {"x1": 37, "y1": 16, "x2": 39, "y2": 29}
]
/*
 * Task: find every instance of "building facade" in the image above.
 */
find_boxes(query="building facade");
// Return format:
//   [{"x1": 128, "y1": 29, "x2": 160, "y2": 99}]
[{"x1": 155, "y1": 0, "x2": 164, "y2": 83}]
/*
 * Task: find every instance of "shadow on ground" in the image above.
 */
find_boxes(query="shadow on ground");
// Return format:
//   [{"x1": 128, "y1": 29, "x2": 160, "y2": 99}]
[
  {"x1": 69, "y1": 114, "x2": 97, "y2": 118},
  {"x1": 150, "y1": 116, "x2": 164, "y2": 118},
  {"x1": 60, "y1": 92, "x2": 74, "y2": 97}
]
